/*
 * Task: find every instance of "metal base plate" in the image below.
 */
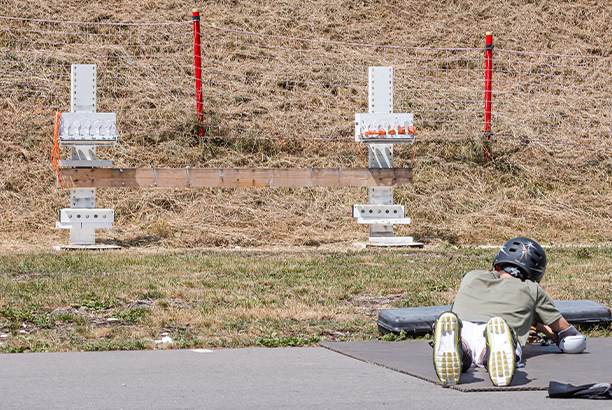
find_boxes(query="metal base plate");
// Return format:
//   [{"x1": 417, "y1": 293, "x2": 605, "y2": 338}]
[
  {"x1": 354, "y1": 238, "x2": 424, "y2": 248},
  {"x1": 53, "y1": 244, "x2": 122, "y2": 251},
  {"x1": 369, "y1": 237, "x2": 423, "y2": 247},
  {"x1": 367, "y1": 242, "x2": 424, "y2": 248}
]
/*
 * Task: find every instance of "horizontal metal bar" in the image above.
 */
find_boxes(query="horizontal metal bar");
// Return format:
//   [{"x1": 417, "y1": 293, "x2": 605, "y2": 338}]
[
  {"x1": 58, "y1": 140, "x2": 117, "y2": 147},
  {"x1": 359, "y1": 138, "x2": 416, "y2": 144},
  {"x1": 59, "y1": 208, "x2": 114, "y2": 223},
  {"x1": 56, "y1": 222, "x2": 114, "y2": 230},
  {"x1": 59, "y1": 160, "x2": 114, "y2": 167},
  {"x1": 356, "y1": 217, "x2": 411, "y2": 225},
  {"x1": 353, "y1": 204, "x2": 405, "y2": 218}
]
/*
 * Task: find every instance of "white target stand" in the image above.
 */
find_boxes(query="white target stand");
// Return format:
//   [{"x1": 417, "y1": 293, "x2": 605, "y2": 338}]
[
  {"x1": 353, "y1": 67, "x2": 423, "y2": 247},
  {"x1": 53, "y1": 64, "x2": 120, "y2": 250}
]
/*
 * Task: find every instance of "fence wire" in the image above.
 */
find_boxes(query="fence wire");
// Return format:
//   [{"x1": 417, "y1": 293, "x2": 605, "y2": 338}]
[
  {"x1": 493, "y1": 50, "x2": 612, "y2": 150},
  {"x1": 200, "y1": 24, "x2": 482, "y2": 141},
  {"x1": 2, "y1": 16, "x2": 612, "y2": 150},
  {"x1": 0, "y1": 17, "x2": 193, "y2": 141}
]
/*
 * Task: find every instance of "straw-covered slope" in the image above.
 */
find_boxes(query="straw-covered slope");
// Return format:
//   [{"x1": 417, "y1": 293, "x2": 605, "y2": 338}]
[{"x1": 2, "y1": 0, "x2": 612, "y2": 249}]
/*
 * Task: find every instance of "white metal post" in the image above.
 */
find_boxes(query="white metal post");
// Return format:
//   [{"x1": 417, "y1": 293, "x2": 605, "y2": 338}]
[
  {"x1": 368, "y1": 67, "x2": 394, "y2": 238},
  {"x1": 70, "y1": 65, "x2": 96, "y2": 245},
  {"x1": 55, "y1": 64, "x2": 117, "y2": 248},
  {"x1": 352, "y1": 67, "x2": 420, "y2": 246}
]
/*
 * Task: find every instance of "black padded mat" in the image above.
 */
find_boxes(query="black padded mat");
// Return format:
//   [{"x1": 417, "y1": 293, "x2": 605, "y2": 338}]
[
  {"x1": 377, "y1": 300, "x2": 612, "y2": 335},
  {"x1": 320, "y1": 338, "x2": 612, "y2": 392}
]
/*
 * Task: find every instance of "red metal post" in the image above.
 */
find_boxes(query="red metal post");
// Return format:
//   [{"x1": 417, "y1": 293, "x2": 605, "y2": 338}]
[
  {"x1": 192, "y1": 8, "x2": 204, "y2": 137},
  {"x1": 484, "y1": 32, "x2": 493, "y2": 165}
]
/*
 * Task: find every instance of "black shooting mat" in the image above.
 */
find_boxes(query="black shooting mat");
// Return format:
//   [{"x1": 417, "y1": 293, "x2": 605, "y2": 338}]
[{"x1": 320, "y1": 338, "x2": 611, "y2": 392}]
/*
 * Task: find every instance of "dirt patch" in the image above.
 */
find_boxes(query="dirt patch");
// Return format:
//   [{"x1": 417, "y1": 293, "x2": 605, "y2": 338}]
[{"x1": 350, "y1": 294, "x2": 405, "y2": 317}]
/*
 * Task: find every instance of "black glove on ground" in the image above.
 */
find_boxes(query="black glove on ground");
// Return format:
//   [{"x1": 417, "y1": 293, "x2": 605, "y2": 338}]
[{"x1": 549, "y1": 381, "x2": 612, "y2": 399}]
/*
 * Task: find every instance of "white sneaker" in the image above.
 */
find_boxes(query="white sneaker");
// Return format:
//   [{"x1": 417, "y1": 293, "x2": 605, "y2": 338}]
[
  {"x1": 485, "y1": 317, "x2": 516, "y2": 387},
  {"x1": 433, "y1": 312, "x2": 462, "y2": 386}
]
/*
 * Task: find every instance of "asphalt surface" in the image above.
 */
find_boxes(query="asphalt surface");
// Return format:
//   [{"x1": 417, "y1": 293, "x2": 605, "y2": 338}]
[{"x1": 0, "y1": 346, "x2": 609, "y2": 409}]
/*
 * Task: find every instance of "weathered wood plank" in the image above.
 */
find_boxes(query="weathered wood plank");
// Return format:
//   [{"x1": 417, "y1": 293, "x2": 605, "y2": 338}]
[{"x1": 59, "y1": 168, "x2": 413, "y2": 188}]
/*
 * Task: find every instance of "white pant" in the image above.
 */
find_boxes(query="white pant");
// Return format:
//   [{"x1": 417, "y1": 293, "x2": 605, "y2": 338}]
[{"x1": 462, "y1": 321, "x2": 522, "y2": 368}]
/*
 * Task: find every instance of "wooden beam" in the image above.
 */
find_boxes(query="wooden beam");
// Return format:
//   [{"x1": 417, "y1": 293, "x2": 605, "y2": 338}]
[{"x1": 58, "y1": 168, "x2": 413, "y2": 188}]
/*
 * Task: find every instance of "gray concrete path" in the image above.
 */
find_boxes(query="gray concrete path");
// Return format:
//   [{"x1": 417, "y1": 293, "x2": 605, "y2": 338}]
[{"x1": 0, "y1": 347, "x2": 608, "y2": 409}]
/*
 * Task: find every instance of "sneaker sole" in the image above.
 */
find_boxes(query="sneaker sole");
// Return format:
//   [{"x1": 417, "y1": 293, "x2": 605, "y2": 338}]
[
  {"x1": 433, "y1": 313, "x2": 461, "y2": 386},
  {"x1": 486, "y1": 318, "x2": 515, "y2": 387}
]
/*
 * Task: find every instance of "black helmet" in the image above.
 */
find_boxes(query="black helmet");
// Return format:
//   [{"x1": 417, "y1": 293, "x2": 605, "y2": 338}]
[{"x1": 492, "y1": 237, "x2": 546, "y2": 283}]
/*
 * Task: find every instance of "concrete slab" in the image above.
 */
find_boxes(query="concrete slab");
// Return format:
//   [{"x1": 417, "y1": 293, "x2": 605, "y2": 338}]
[{"x1": 0, "y1": 347, "x2": 610, "y2": 409}]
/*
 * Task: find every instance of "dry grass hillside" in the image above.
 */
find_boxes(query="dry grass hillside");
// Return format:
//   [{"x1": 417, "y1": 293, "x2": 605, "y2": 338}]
[
  {"x1": 6, "y1": 0, "x2": 612, "y2": 55},
  {"x1": 2, "y1": 0, "x2": 612, "y2": 250}
]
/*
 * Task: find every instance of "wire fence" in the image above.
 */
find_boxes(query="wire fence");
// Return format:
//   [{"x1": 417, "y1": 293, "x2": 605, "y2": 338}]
[
  {"x1": 199, "y1": 24, "x2": 483, "y2": 141},
  {"x1": 2, "y1": 15, "x2": 612, "y2": 150},
  {"x1": 0, "y1": 17, "x2": 194, "y2": 142},
  {"x1": 493, "y1": 49, "x2": 612, "y2": 150}
]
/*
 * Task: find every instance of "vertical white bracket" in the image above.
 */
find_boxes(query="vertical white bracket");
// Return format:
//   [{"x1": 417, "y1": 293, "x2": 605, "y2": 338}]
[
  {"x1": 67, "y1": 188, "x2": 97, "y2": 245},
  {"x1": 369, "y1": 66, "x2": 393, "y2": 114},
  {"x1": 368, "y1": 67, "x2": 394, "y2": 238},
  {"x1": 70, "y1": 188, "x2": 96, "y2": 208},
  {"x1": 71, "y1": 146, "x2": 97, "y2": 161},
  {"x1": 69, "y1": 228, "x2": 96, "y2": 245},
  {"x1": 71, "y1": 64, "x2": 96, "y2": 113},
  {"x1": 368, "y1": 144, "x2": 393, "y2": 169}
]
